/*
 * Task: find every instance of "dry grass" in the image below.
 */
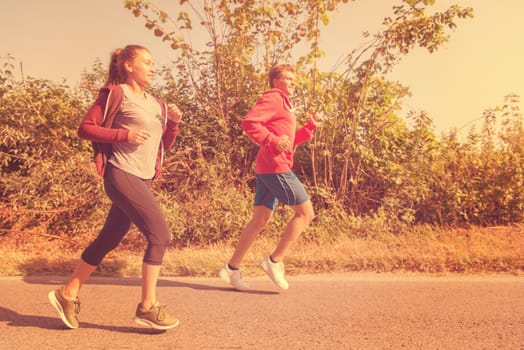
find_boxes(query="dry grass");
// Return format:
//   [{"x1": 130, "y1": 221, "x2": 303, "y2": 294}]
[{"x1": 1, "y1": 225, "x2": 522, "y2": 277}]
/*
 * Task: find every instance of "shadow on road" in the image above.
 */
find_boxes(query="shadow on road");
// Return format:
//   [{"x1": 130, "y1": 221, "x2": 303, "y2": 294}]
[
  {"x1": 14, "y1": 257, "x2": 278, "y2": 295},
  {"x1": 0, "y1": 306, "x2": 165, "y2": 334},
  {"x1": 20, "y1": 276, "x2": 278, "y2": 296}
]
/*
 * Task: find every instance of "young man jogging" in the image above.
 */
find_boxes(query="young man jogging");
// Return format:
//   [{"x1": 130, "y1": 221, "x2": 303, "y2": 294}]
[{"x1": 219, "y1": 64, "x2": 324, "y2": 291}]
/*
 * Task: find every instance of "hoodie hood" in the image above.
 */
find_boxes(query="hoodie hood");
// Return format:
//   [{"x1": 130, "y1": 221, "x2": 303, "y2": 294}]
[{"x1": 262, "y1": 88, "x2": 294, "y2": 112}]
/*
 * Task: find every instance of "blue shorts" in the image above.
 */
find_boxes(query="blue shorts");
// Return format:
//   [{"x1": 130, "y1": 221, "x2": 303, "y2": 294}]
[{"x1": 254, "y1": 172, "x2": 309, "y2": 210}]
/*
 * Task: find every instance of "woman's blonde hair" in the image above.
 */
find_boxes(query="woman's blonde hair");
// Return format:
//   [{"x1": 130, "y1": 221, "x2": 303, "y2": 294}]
[{"x1": 105, "y1": 44, "x2": 149, "y2": 86}]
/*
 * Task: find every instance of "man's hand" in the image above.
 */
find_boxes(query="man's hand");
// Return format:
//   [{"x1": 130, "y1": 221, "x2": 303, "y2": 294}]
[
  {"x1": 309, "y1": 112, "x2": 325, "y2": 127},
  {"x1": 276, "y1": 134, "x2": 291, "y2": 152}
]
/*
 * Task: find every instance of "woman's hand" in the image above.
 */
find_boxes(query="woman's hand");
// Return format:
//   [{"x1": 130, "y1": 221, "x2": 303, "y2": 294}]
[
  {"x1": 127, "y1": 129, "x2": 151, "y2": 144},
  {"x1": 167, "y1": 103, "x2": 182, "y2": 123}
]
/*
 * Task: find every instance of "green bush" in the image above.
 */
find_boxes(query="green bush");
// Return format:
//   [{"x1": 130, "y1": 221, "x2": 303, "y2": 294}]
[{"x1": 1, "y1": 49, "x2": 522, "y2": 249}]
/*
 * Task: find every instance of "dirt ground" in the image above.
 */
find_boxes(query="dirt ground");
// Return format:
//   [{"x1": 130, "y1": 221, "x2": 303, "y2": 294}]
[{"x1": 0, "y1": 273, "x2": 523, "y2": 349}]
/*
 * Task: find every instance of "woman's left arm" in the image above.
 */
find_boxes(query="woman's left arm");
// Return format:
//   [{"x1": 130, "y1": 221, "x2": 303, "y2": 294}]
[{"x1": 162, "y1": 103, "x2": 182, "y2": 150}]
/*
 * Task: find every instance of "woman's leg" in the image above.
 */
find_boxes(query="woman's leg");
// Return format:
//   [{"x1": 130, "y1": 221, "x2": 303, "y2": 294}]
[
  {"x1": 141, "y1": 263, "x2": 161, "y2": 310},
  {"x1": 101, "y1": 167, "x2": 171, "y2": 308},
  {"x1": 123, "y1": 194, "x2": 170, "y2": 307},
  {"x1": 64, "y1": 203, "x2": 132, "y2": 298},
  {"x1": 62, "y1": 260, "x2": 97, "y2": 299}
]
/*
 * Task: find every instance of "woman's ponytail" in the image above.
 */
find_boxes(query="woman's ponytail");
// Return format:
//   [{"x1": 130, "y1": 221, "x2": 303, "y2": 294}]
[{"x1": 104, "y1": 45, "x2": 148, "y2": 86}]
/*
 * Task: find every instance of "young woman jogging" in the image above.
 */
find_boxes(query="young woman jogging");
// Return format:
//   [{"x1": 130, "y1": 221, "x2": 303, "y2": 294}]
[{"x1": 48, "y1": 44, "x2": 182, "y2": 330}]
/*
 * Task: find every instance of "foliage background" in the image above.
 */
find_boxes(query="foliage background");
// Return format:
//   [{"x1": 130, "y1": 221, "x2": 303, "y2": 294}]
[{"x1": 0, "y1": 0, "x2": 522, "y2": 252}]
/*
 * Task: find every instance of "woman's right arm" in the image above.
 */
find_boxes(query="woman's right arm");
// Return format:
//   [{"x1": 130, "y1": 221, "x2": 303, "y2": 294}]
[{"x1": 77, "y1": 89, "x2": 129, "y2": 143}]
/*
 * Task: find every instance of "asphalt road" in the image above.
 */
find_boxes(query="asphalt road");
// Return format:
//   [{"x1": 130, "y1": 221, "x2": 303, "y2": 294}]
[{"x1": 0, "y1": 273, "x2": 523, "y2": 349}]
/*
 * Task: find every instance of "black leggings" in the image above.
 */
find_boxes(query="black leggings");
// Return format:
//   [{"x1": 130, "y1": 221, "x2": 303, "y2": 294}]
[{"x1": 81, "y1": 164, "x2": 171, "y2": 266}]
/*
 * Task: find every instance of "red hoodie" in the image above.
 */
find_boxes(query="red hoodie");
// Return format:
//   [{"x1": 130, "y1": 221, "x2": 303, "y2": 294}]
[{"x1": 241, "y1": 88, "x2": 317, "y2": 174}]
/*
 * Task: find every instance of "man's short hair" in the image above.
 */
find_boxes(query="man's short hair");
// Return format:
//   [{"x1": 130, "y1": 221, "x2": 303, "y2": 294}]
[{"x1": 268, "y1": 64, "x2": 295, "y2": 88}]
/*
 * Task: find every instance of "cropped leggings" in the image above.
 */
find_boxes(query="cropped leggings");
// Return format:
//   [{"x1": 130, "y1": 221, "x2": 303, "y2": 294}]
[{"x1": 81, "y1": 164, "x2": 171, "y2": 266}]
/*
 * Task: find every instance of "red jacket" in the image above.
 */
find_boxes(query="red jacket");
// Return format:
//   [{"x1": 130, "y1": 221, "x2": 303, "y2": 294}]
[
  {"x1": 241, "y1": 88, "x2": 316, "y2": 174},
  {"x1": 77, "y1": 85, "x2": 179, "y2": 179}
]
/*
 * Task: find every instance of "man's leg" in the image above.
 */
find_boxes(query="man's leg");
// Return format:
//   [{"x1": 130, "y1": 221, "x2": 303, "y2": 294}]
[
  {"x1": 229, "y1": 205, "x2": 273, "y2": 267},
  {"x1": 259, "y1": 199, "x2": 314, "y2": 290},
  {"x1": 271, "y1": 199, "x2": 314, "y2": 262}
]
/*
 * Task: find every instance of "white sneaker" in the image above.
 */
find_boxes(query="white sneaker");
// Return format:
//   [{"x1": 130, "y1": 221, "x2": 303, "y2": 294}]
[
  {"x1": 261, "y1": 256, "x2": 289, "y2": 290},
  {"x1": 218, "y1": 263, "x2": 250, "y2": 291}
]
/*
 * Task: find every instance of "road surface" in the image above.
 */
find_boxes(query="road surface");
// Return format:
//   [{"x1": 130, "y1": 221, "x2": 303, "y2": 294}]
[{"x1": 0, "y1": 273, "x2": 523, "y2": 349}]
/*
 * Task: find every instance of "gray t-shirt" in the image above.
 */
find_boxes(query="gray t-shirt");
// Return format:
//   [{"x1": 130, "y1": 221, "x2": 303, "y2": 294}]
[{"x1": 108, "y1": 84, "x2": 164, "y2": 179}]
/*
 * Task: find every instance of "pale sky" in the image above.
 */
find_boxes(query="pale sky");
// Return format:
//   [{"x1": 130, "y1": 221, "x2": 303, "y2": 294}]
[{"x1": 1, "y1": 0, "x2": 523, "y2": 135}]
